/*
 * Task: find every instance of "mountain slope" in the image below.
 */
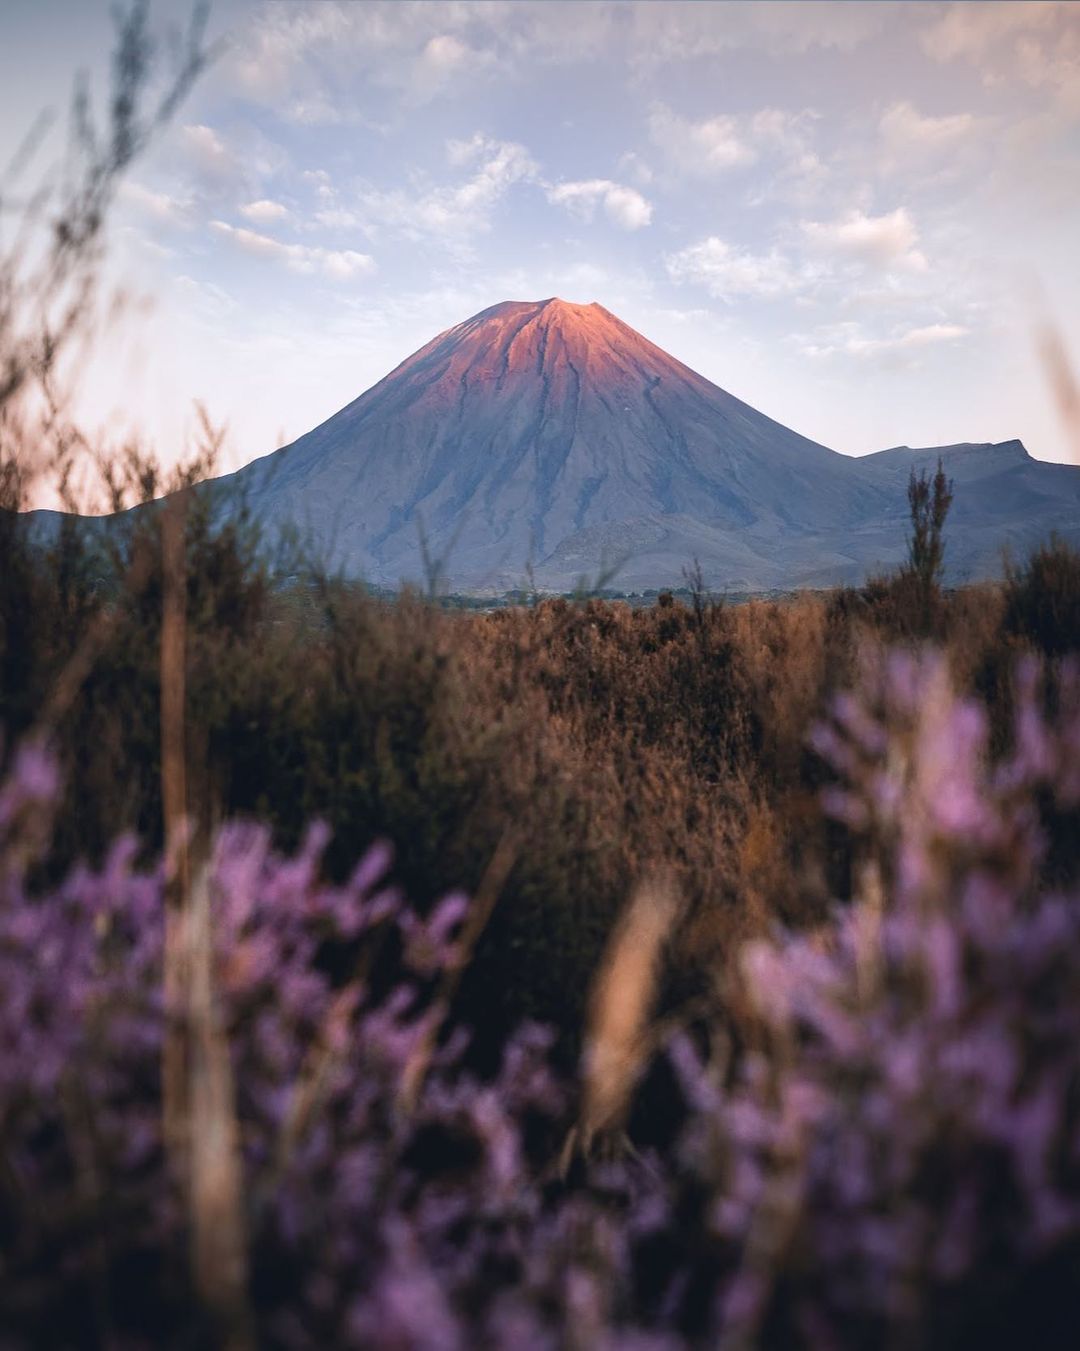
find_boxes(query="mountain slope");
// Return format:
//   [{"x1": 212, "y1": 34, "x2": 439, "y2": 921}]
[
  {"x1": 27, "y1": 298, "x2": 1079, "y2": 593},
  {"x1": 222, "y1": 298, "x2": 894, "y2": 590},
  {"x1": 856, "y1": 439, "x2": 1080, "y2": 582}
]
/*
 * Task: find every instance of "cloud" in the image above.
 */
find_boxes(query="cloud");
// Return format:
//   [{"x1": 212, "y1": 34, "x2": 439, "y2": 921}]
[
  {"x1": 617, "y1": 152, "x2": 654, "y2": 188},
  {"x1": 171, "y1": 123, "x2": 290, "y2": 208},
  {"x1": 648, "y1": 104, "x2": 755, "y2": 175},
  {"x1": 446, "y1": 132, "x2": 534, "y2": 169},
  {"x1": 746, "y1": 108, "x2": 828, "y2": 201},
  {"x1": 302, "y1": 169, "x2": 335, "y2": 201},
  {"x1": 239, "y1": 199, "x2": 290, "y2": 225},
  {"x1": 801, "y1": 208, "x2": 928, "y2": 271},
  {"x1": 601, "y1": 184, "x2": 653, "y2": 230},
  {"x1": 879, "y1": 101, "x2": 981, "y2": 157},
  {"x1": 422, "y1": 33, "x2": 470, "y2": 70},
  {"x1": 424, "y1": 134, "x2": 537, "y2": 229},
  {"x1": 750, "y1": 108, "x2": 821, "y2": 163},
  {"x1": 325, "y1": 135, "x2": 537, "y2": 240},
  {"x1": 665, "y1": 237, "x2": 803, "y2": 300},
  {"x1": 547, "y1": 179, "x2": 653, "y2": 230},
  {"x1": 210, "y1": 221, "x2": 375, "y2": 280},
  {"x1": 647, "y1": 104, "x2": 825, "y2": 202},
  {"x1": 229, "y1": 3, "x2": 501, "y2": 117},
  {"x1": 228, "y1": 0, "x2": 898, "y2": 125},
  {"x1": 800, "y1": 319, "x2": 969, "y2": 359},
  {"x1": 900, "y1": 322, "x2": 970, "y2": 345},
  {"x1": 120, "y1": 181, "x2": 191, "y2": 226},
  {"x1": 409, "y1": 32, "x2": 499, "y2": 102},
  {"x1": 623, "y1": 0, "x2": 901, "y2": 66},
  {"x1": 920, "y1": 2, "x2": 1080, "y2": 116},
  {"x1": 666, "y1": 211, "x2": 939, "y2": 308},
  {"x1": 921, "y1": 1, "x2": 1062, "y2": 63},
  {"x1": 179, "y1": 124, "x2": 237, "y2": 183}
]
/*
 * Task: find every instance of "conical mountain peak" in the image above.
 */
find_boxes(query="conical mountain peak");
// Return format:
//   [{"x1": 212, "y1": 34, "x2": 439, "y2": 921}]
[
  {"x1": 233, "y1": 296, "x2": 859, "y2": 586},
  {"x1": 413, "y1": 295, "x2": 710, "y2": 392},
  {"x1": 222, "y1": 299, "x2": 1080, "y2": 593},
  {"x1": 537, "y1": 296, "x2": 601, "y2": 312}
]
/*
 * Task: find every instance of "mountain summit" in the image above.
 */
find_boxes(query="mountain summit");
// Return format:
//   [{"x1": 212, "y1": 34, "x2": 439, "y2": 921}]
[{"x1": 221, "y1": 298, "x2": 1080, "y2": 592}]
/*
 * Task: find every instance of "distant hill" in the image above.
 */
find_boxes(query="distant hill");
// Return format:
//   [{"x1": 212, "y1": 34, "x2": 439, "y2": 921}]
[{"x1": 23, "y1": 299, "x2": 1080, "y2": 592}]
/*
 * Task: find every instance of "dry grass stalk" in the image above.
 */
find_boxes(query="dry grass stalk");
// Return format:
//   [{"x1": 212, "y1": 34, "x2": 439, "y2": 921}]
[
  {"x1": 187, "y1": 862, "x2": 253, "y2": 1351},
  {"x1": 160, "y1": 491, "x2": 190, "y2": 1173},
  {"x1": 156, "y1": 490, "x2": 252, "y2": 1343},
  {"x1": 576, "y1": 868, "x2": 680, "y2": 1155},
  {"x1": 161, "y1": 491, "x2": 190, "y2": 901},
  {"x1": 1039, "y1": 324, "x2": 1080, "y2": 466}
]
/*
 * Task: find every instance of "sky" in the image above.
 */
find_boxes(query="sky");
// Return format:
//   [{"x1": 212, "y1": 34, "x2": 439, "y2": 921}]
[{"x1": 4, "y1": 0, "x2": 1080, "y2": 489}]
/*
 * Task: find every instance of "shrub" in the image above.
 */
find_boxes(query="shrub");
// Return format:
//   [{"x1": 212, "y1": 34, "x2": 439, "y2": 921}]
[
  {"x1": 860, "y1": 460, "x2": 955, "y2": 641},
  {"x1": 906, "y1": 458, "x2": 954, "y2": 624},
  {"x1": 1004, "y1": 533, "x2": 1080, "y2": 659}
]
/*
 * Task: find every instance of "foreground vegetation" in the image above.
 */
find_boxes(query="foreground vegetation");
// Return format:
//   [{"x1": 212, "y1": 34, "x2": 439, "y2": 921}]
[
  {"x1": 5, "y1": 489, "x2": 1080, "y2": 1056},
  {"x1": 2, "y1": 495, "x2": 1080, "y2": 1346}
]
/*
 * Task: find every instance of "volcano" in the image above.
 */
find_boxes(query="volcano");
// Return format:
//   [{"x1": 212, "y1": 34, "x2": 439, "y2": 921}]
[{"x1": 216, "y1": 298, "x2": 1080, "y2": 592}]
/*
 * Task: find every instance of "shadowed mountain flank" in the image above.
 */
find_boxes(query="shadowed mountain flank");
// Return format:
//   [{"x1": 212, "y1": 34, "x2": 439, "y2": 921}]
[{"x1": 72, "y1": 300, "x2": 1080, "y2": 590}]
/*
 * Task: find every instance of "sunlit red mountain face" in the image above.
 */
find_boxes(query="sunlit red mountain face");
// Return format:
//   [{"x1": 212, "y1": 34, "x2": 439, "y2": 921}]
[{"x1": 218, "y1": 298, "x2": 1080, "y2": 592}]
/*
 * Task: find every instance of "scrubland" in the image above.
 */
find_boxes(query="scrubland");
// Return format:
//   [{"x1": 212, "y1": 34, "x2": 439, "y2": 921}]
[
  {"x1": 9, "y1": 491, "x2": 1078, "y2": 1053},
  {"x1": 3, "y1": 483, "x2": 1080, "y2": 1347}
]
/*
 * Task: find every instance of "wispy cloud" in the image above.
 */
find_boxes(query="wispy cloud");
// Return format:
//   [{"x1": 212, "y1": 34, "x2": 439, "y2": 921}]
[
  {"x1": 879, "y1": 102, "x2": 981, "y2": 158},
  {"x1": 901, "y1": 322, "x2": 970, "y2": 345},
  {"x1": 239, "y1": 199, "x2": 290, "y2": 225},
  {"x1": 210, "y1": 221, "x2": 375, "y2": 280},
  {"x1": 121, "y1": 181, "x2": 193, "y2": 227},
  {"x1": 179, "y1": 124, "x2": 238, "y2": 184},
  {"x1": 226, "y1": 0, "x2": 896, "y2": 126},
  {"x1": 667, "y1": 207, "x2": 930, "y2": 304},
  {"x1": 921, "y1": 0, "x2": 1058, "y2": 61},
  {"x1": 307, "y1": 134, "x2": 537, "y2": 241},
  {"x1": 648, "y1": 104, "x2": 755, "y2": 175},
  {"x1": 799, "y1": 319, "x2": 969, "y2": 359},
  {"x1": 801, "y1": 208, "x2": 928, "y2": 272},
  {"x1": 920, "y1": 1, "x2": 1080, "y2": 117},
  {"x1": 228, "y1": 2, "x2": 502, "y2": 118},
  {"x1": 665, "y1": 237, "x2": 805, "y2": 300},
  {"x1": 410, "y1": 32, "x2": 498, "y2": 102},
  {"x1": 647, "y1": 103, "x2": 825, "y2": 205},
  {"x1": 547, "y1": 179, "x2": 653, "y2": 230}
]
